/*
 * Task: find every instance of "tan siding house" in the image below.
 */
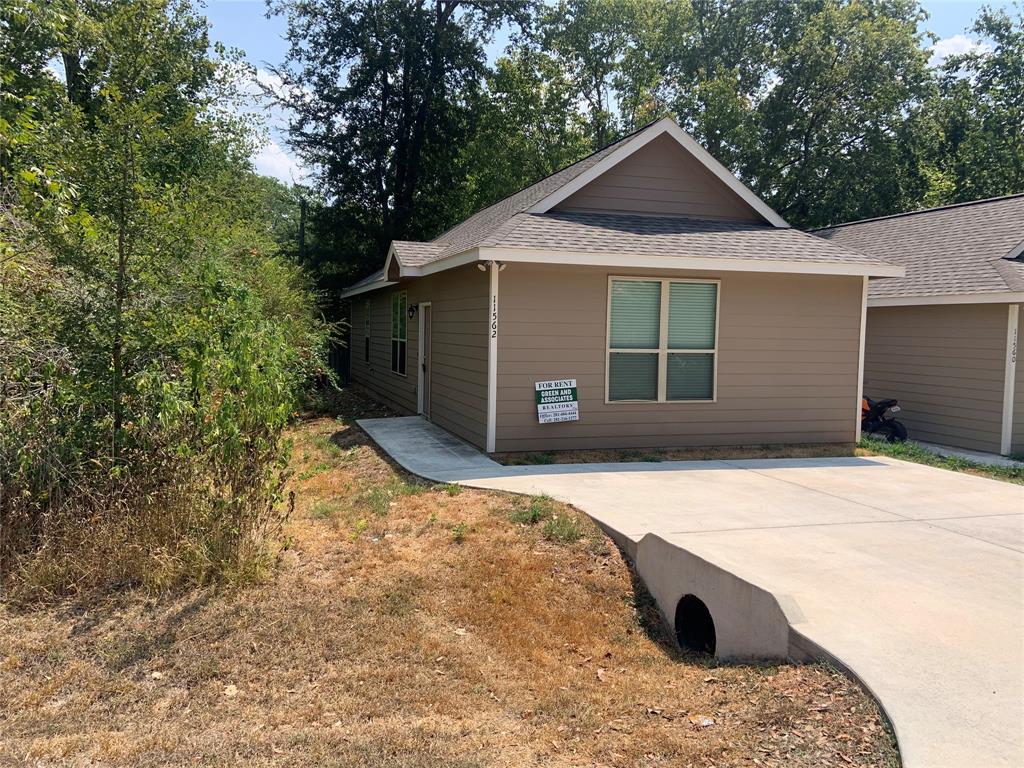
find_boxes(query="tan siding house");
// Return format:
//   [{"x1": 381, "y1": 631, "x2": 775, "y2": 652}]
[
  {"x1": 350, "y1": 265, "x2": 490, "y2": 447},
  {"x1": 816, "y1": 195, "x2": 1024, "y2": 456},
  {"x1": 342, "y1": 118, "x2": 901, "y2": 453},
  {"x1": 496, "y1": 266, "x2": 862, "y2": 451}
]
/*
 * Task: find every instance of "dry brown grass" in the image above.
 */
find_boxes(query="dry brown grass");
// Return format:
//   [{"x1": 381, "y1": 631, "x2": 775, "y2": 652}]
[
  {"x1": 0, "y1": 391, "x2": 898, "y2": 767},
  {"x1": 497, "y1": 443, "x2": 854, "y2": 466}
]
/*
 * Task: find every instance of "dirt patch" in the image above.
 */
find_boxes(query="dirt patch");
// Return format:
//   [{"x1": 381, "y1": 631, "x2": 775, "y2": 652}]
[
  {"x1": 497, "y1": 442, "x2": 854, "y2": 466},
  {"x1": 0, "y1": 392, "x2": 898, "y2": 767}
]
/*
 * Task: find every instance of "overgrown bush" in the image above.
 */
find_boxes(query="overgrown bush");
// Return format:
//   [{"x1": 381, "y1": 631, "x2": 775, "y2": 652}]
[
  {"x1": 0, "y1": 201, "x2": 327, "y2": 596},
  {"x1": 0, "y1": 0, "x2": 330, "y2": 597}
]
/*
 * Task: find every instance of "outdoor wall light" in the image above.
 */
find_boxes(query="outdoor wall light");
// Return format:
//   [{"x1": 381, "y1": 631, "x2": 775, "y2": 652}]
[{"x1": 407, "y1": 304, "x2": 418, "y2": 319}]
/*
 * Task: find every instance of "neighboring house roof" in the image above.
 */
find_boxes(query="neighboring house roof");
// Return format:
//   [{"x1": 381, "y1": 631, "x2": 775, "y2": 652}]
[
  {"x1": 813, "y1": 194, "x2": 1024, "y2": 305},
  {"x1": 342, "y1": 118, "x2": 901, "y2": 297}
]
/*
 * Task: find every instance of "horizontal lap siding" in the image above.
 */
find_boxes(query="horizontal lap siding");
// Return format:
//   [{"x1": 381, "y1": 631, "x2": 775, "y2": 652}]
[
  {"x1": 555, "y1": 134, "x2": 761, "y2": 222},
  {"x1": 349, "y1": 264, "x2": 489, "y2": 448},
  {"x1": 864, "y1": 304, "x2": 1007, "y2": 453},
  {"x1": 495, "y1": 265, "x2": 862, "y2": 452}
]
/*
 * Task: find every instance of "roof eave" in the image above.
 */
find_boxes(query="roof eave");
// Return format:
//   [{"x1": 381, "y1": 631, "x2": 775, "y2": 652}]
[
  {"x1": 479, "y1": 246, "x2": 903, "y2": 278},
  {"x1": 868, "y1": 291, "x2": 1024, "y2": 307},
  {"x1": 339, "y1": 278, "x2": 399, "y2": 299}
]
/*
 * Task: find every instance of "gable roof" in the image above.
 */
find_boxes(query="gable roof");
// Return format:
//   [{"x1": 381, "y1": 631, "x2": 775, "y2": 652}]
[
  {"x1": 343, "y1": 118, "x2": 902, "y2": 296},
  {"x1": 813, "y1": 194, "x2": 1024, "y2": 305},
  {"x1": 427, "y1": 117, "x2": 786, "y2": 261}
]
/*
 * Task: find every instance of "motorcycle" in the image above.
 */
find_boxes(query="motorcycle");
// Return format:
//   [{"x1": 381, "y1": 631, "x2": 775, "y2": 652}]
[{"x1": 861, "y1": 396, "x2": 908, "y2": 442}]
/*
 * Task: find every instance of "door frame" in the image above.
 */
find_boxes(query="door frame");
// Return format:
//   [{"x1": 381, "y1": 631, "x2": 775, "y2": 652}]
[{"x1": 417, "y1": 301, "x2": 432, "y2": 417}]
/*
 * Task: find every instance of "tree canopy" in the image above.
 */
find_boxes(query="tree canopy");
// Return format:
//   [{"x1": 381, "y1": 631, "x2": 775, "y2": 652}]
[{"x1": 269, "y1": 0, "x2": 1023, "y2": 288}]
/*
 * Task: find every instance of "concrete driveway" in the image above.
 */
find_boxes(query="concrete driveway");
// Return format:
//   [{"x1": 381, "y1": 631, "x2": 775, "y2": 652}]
[{"x1": 359, "y1": 417, "x2": 1024, "y2": 768}]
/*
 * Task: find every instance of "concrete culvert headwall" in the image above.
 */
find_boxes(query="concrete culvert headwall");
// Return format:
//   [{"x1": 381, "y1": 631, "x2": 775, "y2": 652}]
[
  {"x1": 635, "y1": 534, "x2": 792, "y2": 661},
  {"x1": 675, "y1": 594, "x2": 716, "y2": 654}
]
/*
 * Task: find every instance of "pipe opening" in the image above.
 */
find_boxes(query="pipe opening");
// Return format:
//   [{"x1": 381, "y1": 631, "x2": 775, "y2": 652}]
[{"x1": 675, "y1": 594, "x2": 716, "y2": 655}]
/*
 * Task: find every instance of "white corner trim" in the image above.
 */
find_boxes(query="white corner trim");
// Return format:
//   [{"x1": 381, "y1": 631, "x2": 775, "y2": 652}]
[
  {"x1": 868, "y1": 291, "x2": 1024, "y2": 307},
  {"x1": 479, "y1": 246, "x2": 903, "y2": 278},
  {"x1": 525, "y1": 117, "x2": 790, "y2": 229},
  {"x1": 486, "y1": 262, "x2": 499, "y2": 453},
  {"x1": 1000, "y1": 304, "x2": 1019, "y2": 455},
  {"x1": 856, "y1": 276, "x2": 869, "y2": 442}
]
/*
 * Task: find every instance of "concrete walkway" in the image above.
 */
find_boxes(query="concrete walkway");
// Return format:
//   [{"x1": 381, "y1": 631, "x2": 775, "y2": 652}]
[
  {"x1": 917, "y1": 441, "x2": 1024, "y2": 469},
  {"x1": 359, "y1": 416, "x2": 1024, "y2": 768}
]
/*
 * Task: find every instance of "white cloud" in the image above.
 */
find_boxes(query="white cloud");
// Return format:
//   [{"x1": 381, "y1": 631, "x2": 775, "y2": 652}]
[
  {"x1": 253, "y1": 137, "x2": 307, "y2": 184},
  {"x1": 929, "y1": 34, "x2": 992, "y2": 68},
  {"x1": 220, "y1": 63, "x2": 311, "y2": 184}
]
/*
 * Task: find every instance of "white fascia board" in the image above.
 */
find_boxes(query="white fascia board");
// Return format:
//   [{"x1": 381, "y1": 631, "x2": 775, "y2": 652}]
[
  {"x1": 339, "y1": 279, "x2": 398, "y2": 299},
  {"x1": 525, "y1": 117, "x2": 790, "y2": 229},
  {"x1": 479, "y1": 247, "x2": 904, "y2": 278},
  {"x1": 868, "y1": 291, "x2": 1024, "y2": 307},
  {"x1": 382, "y1": 244, "x2": 398, "y2": 280}
]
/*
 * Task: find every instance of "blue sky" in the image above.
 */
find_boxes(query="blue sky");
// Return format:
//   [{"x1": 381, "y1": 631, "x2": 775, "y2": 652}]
[{"x1": 203, "y1": 0, "x2": 1017, "y2": 183}]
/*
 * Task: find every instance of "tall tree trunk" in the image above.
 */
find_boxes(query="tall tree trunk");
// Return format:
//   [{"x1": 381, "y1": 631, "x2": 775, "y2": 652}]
[{"x1": 111, "y1": 134, "x2": 133, "y2": 460}]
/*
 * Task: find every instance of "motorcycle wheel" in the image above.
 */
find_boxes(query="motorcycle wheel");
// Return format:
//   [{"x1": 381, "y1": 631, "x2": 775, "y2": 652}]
[{"x1": 873, "y1": 421, "x2": 908, "y2": 443}]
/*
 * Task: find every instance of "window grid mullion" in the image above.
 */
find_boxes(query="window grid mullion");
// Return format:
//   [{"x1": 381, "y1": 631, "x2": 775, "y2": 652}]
[{"x1": 657, "y1": 279, "x2": 669, "y2": 403}]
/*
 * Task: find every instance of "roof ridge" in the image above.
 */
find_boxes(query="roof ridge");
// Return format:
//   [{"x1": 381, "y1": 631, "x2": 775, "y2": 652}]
[
  {"x1": 810, "y1": 192, "x2": 1024, "y2": 232},
  {"x1": 432, "y1": 118, "x2": 664, "y2": 244}
]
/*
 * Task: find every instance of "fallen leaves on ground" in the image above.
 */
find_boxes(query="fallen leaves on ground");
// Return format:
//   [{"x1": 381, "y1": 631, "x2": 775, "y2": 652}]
[{"x1": 0, "y1": 388, "x2": 900, "y2": 767}]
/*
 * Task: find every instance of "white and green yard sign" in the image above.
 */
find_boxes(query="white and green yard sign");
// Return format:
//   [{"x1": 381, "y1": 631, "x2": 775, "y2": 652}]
[{"x1": 535, "y1": 379, "x2": 579, "y2": 423}]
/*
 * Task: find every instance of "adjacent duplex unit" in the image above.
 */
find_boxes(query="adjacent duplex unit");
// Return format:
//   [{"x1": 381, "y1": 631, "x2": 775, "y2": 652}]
[
  {"x1": 342, "y1": 118, "x2": 902, "y2": 454},
  {"x1": 815, "y1": 194, "x2": 1024, "y2": 456}
]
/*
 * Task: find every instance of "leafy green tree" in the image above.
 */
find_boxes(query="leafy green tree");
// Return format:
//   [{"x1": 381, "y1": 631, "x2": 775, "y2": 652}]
[
  {"x1": 268, "y1": 0, "x2": 530, "y2": 284},
  {"x1": 2, "y1": 0, "x2": 329, "y2": 594},
  {"x1": 457, "y1": 48, "x2": 592, "y2": 216},
  {"x1": 926, "y1": 4, "x2": 1024, "y2": 202},
  {"x1": 657, "y1": 0, "x2": 779, "y2": 167},
  {"x1": 750, "y1": 0, "x2": 933, "y2": 226}
]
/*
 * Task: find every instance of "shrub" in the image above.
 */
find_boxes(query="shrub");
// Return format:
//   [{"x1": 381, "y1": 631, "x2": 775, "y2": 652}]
[
  {"x1": 542, "y1": 514, "x2": 584, "y2": 544},
  {"x1": 451, "y1": 522, "x2": 470, "y2": 543},
  {"x1": 509, "y1": 495, "x2": 555, "y2": 525},
  {"x1": 0, "y1": 0, "x2": 331, "y2": 596}
]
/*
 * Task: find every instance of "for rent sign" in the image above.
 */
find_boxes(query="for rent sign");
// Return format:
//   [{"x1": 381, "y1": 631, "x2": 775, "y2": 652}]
[{"x1": 535, "y1": 379, "x2": 579, "y2": 423}]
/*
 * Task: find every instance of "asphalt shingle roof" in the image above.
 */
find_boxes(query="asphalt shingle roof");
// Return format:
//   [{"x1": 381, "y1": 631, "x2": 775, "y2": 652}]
[
  {"x1": 392, "y1": 241, "x2": 445, "y2": 266},
  {"x1": 474, "y1": 211, "x2": 892, "y2": 266},
  {"x1": 427, "y1": 127, "x2": 644, "y2": 260},
  {"x1": 348, "y1": 119, "x2": 902, "y2": 289},
  {"x1": 814, "y1": 195, "x2": 1024, "y2": 299}
]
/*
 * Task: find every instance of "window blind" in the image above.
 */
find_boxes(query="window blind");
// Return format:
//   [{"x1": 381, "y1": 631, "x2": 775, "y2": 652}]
[
  {"x1": 609, "y1": 280, "x2": 660, "y2": 349},
  {"x1": 608, "y1": 353, "x2": 658, "y2": 401},
  {"x1": 668, "y1": 283, "x2": 717, "y2": 349}
]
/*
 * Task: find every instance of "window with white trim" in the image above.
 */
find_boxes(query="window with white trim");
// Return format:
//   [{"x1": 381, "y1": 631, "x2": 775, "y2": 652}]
[
  {"x1": 390, "y1": 292, "x2": 407, "y2": 375},
  {"x1": 607, "y1": 278, "x2": 718, "y2": 402},
  {"x1": 363, "y1": 299, "x2": 371, "y2": 363}
]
